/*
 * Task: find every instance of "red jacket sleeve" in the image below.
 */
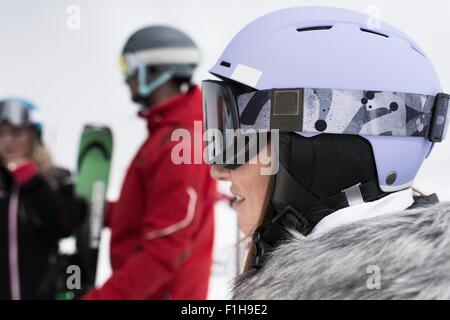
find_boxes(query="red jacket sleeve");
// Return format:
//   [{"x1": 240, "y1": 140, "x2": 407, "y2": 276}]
[
  {"x1": 103, "y1": 201, "x2": 116, "y2": 228},
  {"x1": 83, "y1": 143, "x2": 211, "y2": 300}
]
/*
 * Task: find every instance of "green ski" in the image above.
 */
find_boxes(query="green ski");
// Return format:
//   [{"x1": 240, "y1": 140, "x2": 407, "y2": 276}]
[{"x1": 75, "y1": 125, "x2": 113, "y2": 291}]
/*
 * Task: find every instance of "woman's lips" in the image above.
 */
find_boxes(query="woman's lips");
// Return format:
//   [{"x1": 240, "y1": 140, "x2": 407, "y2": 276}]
[
  {"x1": 230, "y1": 188, "x2": 245, "y2": 209},
  {"x1": 231, "y1": 196, "x2": 244, "y2": 209}
]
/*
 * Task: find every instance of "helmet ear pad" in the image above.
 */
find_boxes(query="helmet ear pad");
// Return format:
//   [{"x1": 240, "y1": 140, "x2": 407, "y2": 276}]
[{"x1": 278, "y1": 132, "x2": 381, "y2": 201}]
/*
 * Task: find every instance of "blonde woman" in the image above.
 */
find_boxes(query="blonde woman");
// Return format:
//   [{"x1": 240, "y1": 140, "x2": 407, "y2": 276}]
[
  {"x1": 204, "y1": 7, "x2": 450, "y2": 299},
  {"x1": 0, "y1": 98, "x2": 85, "y2": 300}
]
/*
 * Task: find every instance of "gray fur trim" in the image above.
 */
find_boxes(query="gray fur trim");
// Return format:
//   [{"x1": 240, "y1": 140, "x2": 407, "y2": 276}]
[{"x1": 233, "y1": 203, "x2": 450, "y2": 300}]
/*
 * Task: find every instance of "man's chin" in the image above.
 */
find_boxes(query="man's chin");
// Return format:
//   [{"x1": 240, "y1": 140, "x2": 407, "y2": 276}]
[
  {"x1": 132, "y1": 94, "x2": 149, "y2": 105},
  {"x1": 132, "y1": 95, "x2": 155, "y2": 111},
  {"x1": 131, "y1": 94, "x2": 143, "y2": 104}
]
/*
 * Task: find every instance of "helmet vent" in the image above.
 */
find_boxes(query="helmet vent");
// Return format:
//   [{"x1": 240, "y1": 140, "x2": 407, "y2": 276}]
[
  {"x1": 220, "y1": 61, "x2": 231, "y2": 68},
  {"x1": 296, "y1": 26, "x2": 333, "y2": 32},
  {"x1": 360, "y1": 28, "x2": 389, "y2": 38}
]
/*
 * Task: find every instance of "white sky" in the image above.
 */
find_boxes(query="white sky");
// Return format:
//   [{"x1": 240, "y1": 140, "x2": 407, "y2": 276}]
[{"x1": 1, "y1": 0, "x2": 449, "y2": 200}]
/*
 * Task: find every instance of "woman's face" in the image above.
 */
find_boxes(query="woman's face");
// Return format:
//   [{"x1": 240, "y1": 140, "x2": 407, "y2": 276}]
[
  {"x1": 0, "y1": 123, "x2": 32, "y2": 162},
  {"x1": 211, "y1": 145, "x2": 273, "y2": 236}
]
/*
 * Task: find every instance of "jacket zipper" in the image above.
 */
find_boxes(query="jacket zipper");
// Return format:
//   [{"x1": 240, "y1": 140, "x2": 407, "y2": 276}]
[{"x1": 8, "y1": 184, "x2": 21, "y2": 300}]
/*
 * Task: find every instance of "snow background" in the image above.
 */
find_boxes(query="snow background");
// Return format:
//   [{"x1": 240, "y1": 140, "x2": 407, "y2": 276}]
[{"x1": 1, "y1": 0, "x2": 449, "y2": 299}]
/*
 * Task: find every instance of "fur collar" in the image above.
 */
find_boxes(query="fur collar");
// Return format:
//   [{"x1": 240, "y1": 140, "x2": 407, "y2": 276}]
[{"x1": 233, "y1": 202, "x2": 450, "y2": 299}]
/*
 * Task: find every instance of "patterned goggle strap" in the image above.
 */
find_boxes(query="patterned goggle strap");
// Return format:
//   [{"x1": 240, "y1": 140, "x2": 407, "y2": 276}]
[{"x1": 237, "y1": 88, "x2": 450, "y2": 142}]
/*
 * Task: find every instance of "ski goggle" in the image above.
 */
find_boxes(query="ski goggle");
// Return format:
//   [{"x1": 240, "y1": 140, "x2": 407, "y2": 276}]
[
  {"x1": 120, "y1": 53, "x2": 141, "y2": 80},
  {"x1": 120, "y1": 48, "x2": 200, "y2": 81},
  {"x1": 0, "y1": 100, "x2": 36, "y2": 128},
  {"x1": 202, "y1": 80, "x2": 271, "y2": 169},
  {"x1": 202, "y1": 80, "x2": 450, "y2": 167}
]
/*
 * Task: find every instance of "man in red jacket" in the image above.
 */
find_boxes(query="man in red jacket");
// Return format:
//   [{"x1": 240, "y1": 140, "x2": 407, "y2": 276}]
[{"x1": 83, "y1": 26, "x2": 215, "y2": 300}]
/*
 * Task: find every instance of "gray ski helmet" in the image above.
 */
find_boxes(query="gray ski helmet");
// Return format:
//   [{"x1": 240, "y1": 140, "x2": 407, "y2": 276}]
[{"x1": 120, "y1": 25, "x2": 200, "y2": 98}]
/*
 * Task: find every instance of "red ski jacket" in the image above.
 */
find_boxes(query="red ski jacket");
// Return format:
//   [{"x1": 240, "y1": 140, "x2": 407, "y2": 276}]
[{"x1": 83, "y1": 86, "x2": 215, "y2": 300}]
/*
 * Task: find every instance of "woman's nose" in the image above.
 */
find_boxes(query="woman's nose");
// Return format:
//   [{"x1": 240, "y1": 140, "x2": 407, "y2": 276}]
[{"x1": 210, "y1": 164, "x2": 231, "y2": 181}]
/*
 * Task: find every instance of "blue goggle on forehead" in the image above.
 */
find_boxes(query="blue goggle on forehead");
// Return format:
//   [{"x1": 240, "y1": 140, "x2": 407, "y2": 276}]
[
  {"x1": 0, "y1": 99, "x2": 39, "y2": 129},
  {"x1": 202, "y1": 80, "x2": 450, "y2": 167}
]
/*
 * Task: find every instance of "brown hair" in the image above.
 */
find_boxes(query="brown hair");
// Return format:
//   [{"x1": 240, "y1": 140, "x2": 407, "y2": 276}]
[
  {"x1": 0, "y1": 127, "x2": 56, "y2": 187},
  {"x1": 239, "y1": 132, "x2": 277, "y2": 273},
  {"x1": 242, "y1": 175, "x2": 275, "y2": 273},
  {"x1": 28, "y1": 129, "x2": 56, "y2": 187}
]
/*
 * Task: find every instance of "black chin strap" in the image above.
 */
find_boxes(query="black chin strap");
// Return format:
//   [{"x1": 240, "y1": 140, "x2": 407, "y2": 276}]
[{"x1": 251, "y1": 164, "x2": 386, "y2": 270}]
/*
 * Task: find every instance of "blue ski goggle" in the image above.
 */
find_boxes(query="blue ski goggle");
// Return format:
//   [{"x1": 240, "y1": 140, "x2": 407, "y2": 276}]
[
  {"x1": 202, "y1": 79, "x2": 450, "y2": 168},
  {"x1": 0, "y1": 99, "x2": 43, "y2": 133}
]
